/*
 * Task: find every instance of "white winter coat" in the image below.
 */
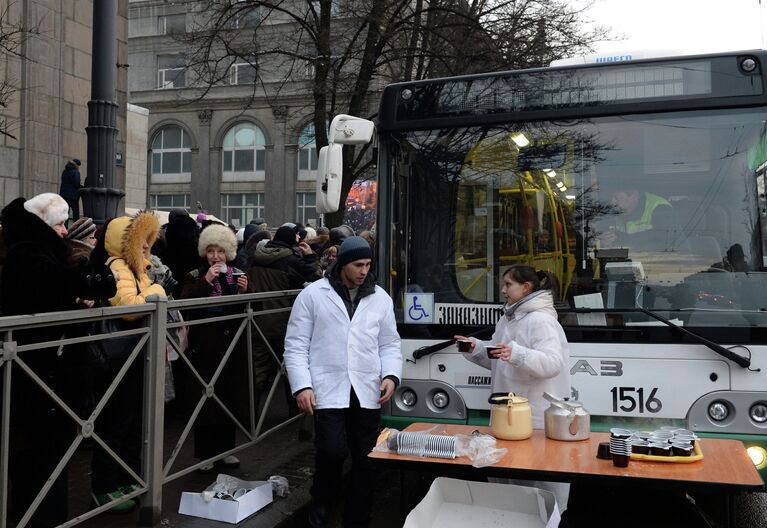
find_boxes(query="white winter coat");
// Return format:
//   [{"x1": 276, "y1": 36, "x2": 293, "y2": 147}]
[
  {"x1": 284, "y1": 277, "x2": 402, "y2": 409},
  {"x1": 463, "y1": 290, "x2": 571, "y2": 429}
]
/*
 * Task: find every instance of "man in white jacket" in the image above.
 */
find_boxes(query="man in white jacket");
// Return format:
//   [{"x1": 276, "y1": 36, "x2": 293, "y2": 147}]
[{"x1": 284, "y1": 236, "x2": 401, "y2": 528}]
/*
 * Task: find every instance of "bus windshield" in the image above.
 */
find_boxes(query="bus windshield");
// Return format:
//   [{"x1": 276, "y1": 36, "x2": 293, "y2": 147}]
[{"x1": 391, "y1": 108, "x2": 767, "y2": 328}]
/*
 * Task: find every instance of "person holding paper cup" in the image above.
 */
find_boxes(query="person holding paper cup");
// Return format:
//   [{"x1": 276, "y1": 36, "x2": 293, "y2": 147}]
[
  {"x1": 454, "y1": 264, "x2": 571, "y2": 429},
  {"x1": 455, "y1": 264, "x2": 572, "y2": 510}
]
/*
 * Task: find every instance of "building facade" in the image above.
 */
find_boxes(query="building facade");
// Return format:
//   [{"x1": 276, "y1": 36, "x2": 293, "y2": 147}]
[
  {"x1": 127, "y1": 0, "x2": 380, "y2": 228},
  {"x1": 0, "y1": 0, "x2": 131, "y2": 209}
]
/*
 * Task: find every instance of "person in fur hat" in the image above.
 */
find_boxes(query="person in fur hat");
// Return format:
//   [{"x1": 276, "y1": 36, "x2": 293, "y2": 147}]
[
  {"x1": 0, "y1": 194, "x2": 117, "y2": 526},
  {"x1": 181, "y1": 223, "x2": 249, "y2": 472},
  {"x1": 88, "y1": 210, "x2": 167, "y2": 512}
]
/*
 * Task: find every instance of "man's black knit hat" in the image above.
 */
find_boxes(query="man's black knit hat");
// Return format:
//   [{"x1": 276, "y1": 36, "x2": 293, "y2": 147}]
[{"x1": 336, "y1": 236, "x2": 372, "y2": 268}]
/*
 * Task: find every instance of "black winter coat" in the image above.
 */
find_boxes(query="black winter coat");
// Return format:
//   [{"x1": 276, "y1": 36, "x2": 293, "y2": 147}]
[
  {"x1": 1, "y1": 197, "x2": 116, "y2": 321},
  {"x1": 249, "y1": 240, "x2": 322, "y2": 283},
  {"x1": 59, "y1": 162, "x2": 82, "y2": 202}
]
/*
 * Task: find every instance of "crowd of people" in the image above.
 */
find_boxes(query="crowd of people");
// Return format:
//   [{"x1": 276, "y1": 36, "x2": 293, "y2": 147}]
[
  {"x1": 0, "y1": 191, "x2": 375, "y2": 526},
  {"x1": 0, "y1": 190, "x2": 573, "y2": 528}
]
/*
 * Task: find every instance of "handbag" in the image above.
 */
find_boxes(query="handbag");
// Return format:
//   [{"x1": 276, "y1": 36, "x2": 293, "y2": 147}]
[{"x1": 87, "y1": 316, "x2": 144, "y2": 364}]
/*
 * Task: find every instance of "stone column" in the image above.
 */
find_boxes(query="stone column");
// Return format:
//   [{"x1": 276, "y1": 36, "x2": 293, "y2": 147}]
[
  {"x1": 269, "y1": 105, "x2": 289, "y2": 224},
  {"x1": 193, "y1": 109, "x2": 214, "y2": 214}
]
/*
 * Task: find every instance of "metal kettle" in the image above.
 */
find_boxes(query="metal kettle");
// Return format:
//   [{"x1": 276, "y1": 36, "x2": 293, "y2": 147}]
[{"x1": 543, "y1": 392, "x2": 591, "y2": 441}]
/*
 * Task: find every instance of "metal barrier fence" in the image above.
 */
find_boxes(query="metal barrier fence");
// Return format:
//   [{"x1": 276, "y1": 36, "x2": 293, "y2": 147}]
[{"x1": 0, "y1": 290, "x2": 300, "y2": 528}]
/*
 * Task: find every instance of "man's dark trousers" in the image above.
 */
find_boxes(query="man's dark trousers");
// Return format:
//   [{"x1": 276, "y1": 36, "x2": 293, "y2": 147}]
[{"x1": 310, "y1": 389, "x2": 380, "y2": 528}]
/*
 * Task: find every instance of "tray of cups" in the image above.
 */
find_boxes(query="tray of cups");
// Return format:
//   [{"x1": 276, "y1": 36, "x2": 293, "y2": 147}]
[{"x1": 627, "y1": 427, "x2": 703, "y2": 463}]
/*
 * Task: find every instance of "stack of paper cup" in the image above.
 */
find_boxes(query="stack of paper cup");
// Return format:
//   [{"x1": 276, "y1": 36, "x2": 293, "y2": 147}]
[{"x1": 609, "y1": 428, "x2": 632, "y2": 467}]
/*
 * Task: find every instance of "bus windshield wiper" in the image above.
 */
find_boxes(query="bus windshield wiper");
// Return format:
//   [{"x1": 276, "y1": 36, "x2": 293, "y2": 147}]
[
  {"x1": 569, "y1": 307, "x2": 751, "y2": 368},
  {"x1": 411, "y1": 326, "x2": 494, "y2": 360}
]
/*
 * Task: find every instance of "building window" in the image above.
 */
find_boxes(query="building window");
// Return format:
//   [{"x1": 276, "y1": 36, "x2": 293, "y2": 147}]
[
  {"x1": 225, "y1": 4, "x2": 261, "y2": 29},
  {"x1": 298, "y1": 123, "x2": 319, "y2": 182},
  {"x1": 221, "y1": 193, "x2": 264, "y2": 227},
  {"x1": 296, "y1": 192, "x2": 317, "y2": 226},
  {"x1": 222, "y1": 122, "x2": 266, "y2": 182},
  {"x1": 158, "y1": 14, "x2": 185, "y2": 35},
  {"x1": 150, "y1": 194, "x2": 190, "y2": 211},
  {"x1": 151, "y1": 126, "x2": 192, "y2": 183},
  {"x1": 229, "y1": 60, "x2": 258, "y2": 85},
  {"x1": 157, "y1": 55, "x2": 186, "y2": 89}
]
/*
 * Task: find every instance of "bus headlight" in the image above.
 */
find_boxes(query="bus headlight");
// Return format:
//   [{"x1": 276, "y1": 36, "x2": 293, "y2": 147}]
[
  {"x1": 401, "y1": 389, "x2": 417, "y2": 407},
  {"x1": 708, "y1": 401, "x2": 729, "y2": 421},
  {"x1": 432, "y1": 391, "x2": 449, "y2": 409},
  {"x1": 747, "y1": 446, "x2": 767, "y2": 469},
  {"x1": 749, "y1": 403, "x2": 767, "y2": 424}
]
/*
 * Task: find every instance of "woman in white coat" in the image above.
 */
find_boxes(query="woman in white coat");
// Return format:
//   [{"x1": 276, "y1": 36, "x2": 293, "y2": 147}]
[
  {"x1": 456, "y1": 264, "x2": 572, "y2": 510},
  {"x1": 456, "y1": 264, "x2": 571, "y2": 428}
]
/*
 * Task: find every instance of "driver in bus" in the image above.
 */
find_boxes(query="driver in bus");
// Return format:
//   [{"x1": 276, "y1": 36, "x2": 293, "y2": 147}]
[{"x1": 601, "y1": 188, "x2": 675, "y2": 247}]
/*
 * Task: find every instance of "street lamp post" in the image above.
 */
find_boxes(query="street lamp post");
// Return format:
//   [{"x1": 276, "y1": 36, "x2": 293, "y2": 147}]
[{"x1": 79, "y1": 0, "x2": 124, "y2": 224}]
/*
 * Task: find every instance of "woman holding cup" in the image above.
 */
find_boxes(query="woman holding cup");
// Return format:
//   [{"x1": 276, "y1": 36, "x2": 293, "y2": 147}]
[
  {"x1": 455, "y1": 264, "x2": 572, "y2": 510},
  {"x1": 454, "y1": 264, "x2": 571, "y2": 429},
  {"x1": 181, "y1": 224, "x2": 249, "y2": 472}
]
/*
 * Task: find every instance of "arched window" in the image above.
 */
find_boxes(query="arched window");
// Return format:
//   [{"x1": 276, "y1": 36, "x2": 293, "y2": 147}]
[
  {"x1": 298, "y1": 122, "x2": 319, "y2": 181},
  {"x1": 222, "y1": 122, "x2": 266, "y2": 181},
  {"x1": 151, "y1": 125, "x2": 192, "y2": 182}
]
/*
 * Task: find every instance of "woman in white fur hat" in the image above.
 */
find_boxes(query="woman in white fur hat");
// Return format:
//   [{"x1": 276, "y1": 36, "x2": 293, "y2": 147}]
[
  {"x1": 181, "y1": 223, "x2": 249, "y2": 472},
  {"x1": 0, "y1": 194, "x2": 117, "y2": 525}
]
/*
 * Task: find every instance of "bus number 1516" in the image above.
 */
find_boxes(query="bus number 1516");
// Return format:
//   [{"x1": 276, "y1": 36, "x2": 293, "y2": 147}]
[{"x1": 610, "y1": 387, "x2": 663, "y2": 414}]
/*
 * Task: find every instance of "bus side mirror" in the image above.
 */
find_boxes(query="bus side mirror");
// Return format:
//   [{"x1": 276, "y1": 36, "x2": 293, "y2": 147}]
[
  {"x1": 330, "y1": 118, "x2": 375, "y2": 145},
  {"x1": 316, "y1": 144, "x2": 343, "y2": 213}
]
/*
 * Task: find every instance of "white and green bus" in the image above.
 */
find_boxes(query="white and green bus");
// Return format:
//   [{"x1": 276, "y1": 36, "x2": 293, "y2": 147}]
[{"x1": 318, "y1": 51, "x2": 767, "y2": 481}]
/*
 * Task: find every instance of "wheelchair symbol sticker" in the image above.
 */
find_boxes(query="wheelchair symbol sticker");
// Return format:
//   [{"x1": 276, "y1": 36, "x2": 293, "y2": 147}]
[{"x1": 404, "y1": 293, "x2": 434, "y2": 324}]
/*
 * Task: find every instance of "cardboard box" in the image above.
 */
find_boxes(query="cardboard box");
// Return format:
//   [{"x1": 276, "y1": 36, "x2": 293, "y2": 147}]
[
  {"x1": 404, "y1": 477, "x2": 560, "y2": 528},
  {"x1": 179, "y1": 474, "x2": 273, "y2": 524}
]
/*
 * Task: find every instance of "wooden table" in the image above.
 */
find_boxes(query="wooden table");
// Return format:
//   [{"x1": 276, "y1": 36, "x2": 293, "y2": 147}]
[{"x1": 369, "y1": 423, "x2": 764, "y2": 526}]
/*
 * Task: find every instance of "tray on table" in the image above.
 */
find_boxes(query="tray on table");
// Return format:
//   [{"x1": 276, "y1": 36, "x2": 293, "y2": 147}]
[{"x1": 630, "y1": 441, "x2": 703, "y2": 463}]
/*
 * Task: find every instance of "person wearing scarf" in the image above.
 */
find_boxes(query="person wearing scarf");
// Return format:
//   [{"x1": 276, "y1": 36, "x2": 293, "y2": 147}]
[
  {"x1": 455, "y1": 264, "x2": 571, "y2": 429},
  {"x1": 181, "y1": 224, "x2": 249, "y2": 472},
  {"x1": 455, "y1": 264, "x2": 572, "y2": 510}
]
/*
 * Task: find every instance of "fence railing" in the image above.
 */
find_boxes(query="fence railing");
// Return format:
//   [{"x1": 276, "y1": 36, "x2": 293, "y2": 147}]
[{"x1": 0, "y1": 289, "x2": 300, "y2": 528}]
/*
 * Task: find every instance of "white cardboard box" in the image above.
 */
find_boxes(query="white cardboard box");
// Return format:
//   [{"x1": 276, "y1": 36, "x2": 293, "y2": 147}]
[
  {"x1": 404, "y1": 477, "x2": 560, "y2": 528},
  {"x1": 178, "y1": 474, "x2": 273, "y2": 524}
]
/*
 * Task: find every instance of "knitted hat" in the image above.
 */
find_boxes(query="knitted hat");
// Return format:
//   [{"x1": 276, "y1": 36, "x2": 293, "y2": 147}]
[
  {"x1": 281, "y1": 222, "x2": 296, "y2": 229},
  {"x1": 336, "y1": 236, "x2": 372, "y2": 268},
  {"x1": 66, "y1": 216, "x2": 96, "y2": 241},
  {"x1": 198, "y1": 223, "x2": 237, "y2": 261},
  {"x1": 304, "y1": 226, "x2": 317, "y2": 240},
  {"x1": 23, "y1": 193, "x2": 69, "y2": 226},
  {"x1": 73, "y1": 158, "x2": 81, "y2": 166},
  {"x1": 274, "y1": 225, "x2": 297, "y2": 246}
]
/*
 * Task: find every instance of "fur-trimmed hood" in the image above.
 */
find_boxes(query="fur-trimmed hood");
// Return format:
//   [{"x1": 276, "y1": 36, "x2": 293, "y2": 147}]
[{"x1": 105, "y1": 210, "x2": 160, "y2": 276}]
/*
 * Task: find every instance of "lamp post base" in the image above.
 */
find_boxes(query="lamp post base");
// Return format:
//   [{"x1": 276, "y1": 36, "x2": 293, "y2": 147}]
[{"x1": 79, "y1": 187, "x2": 125, "y2": 225}]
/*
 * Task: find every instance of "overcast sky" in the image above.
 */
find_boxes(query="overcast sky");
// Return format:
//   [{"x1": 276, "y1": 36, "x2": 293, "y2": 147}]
[{"x1": 584, "y1": 0, "x2": 765, "y2": 56}]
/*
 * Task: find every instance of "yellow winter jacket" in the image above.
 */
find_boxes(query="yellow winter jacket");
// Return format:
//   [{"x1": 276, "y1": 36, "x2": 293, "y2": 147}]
[{"x1": 104, "y1": 212, "x2": 165, "y2": 315}]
